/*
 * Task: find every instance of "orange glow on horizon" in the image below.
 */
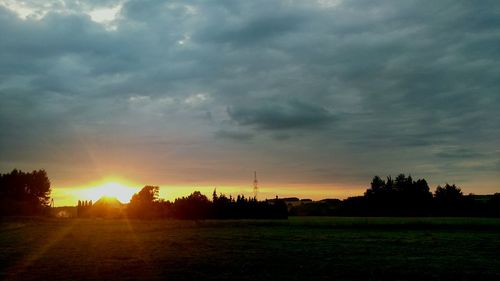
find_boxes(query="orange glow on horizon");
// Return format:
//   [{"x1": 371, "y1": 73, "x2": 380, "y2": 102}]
[
  {"x1": 53, "y1": 178, "x2": 141, "y2": 205},
  {"x1": 51, "y1": 177, "x2": 363, "y2": 207},
  {"x1": 80, "y1": 182, "x2": 139, "y2": 203}
]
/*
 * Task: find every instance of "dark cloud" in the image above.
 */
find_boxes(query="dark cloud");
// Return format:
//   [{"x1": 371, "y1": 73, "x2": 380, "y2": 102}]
[
  {"x1": 227, "y1": 99, "x2": 335, "y2": 130},
  {"x1": 0, "y1": 0, "x2": 499, "y2": 193},
  {"x1": 195, "y1": 13, "x2": 306, "y2": 46}
]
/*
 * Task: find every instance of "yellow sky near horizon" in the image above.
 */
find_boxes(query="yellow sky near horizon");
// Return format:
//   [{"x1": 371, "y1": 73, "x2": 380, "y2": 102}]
[
  {"x1": 49, "y1": 175, "x2": 499, "y2": 207},
  {"x1": 50, "y1": 178, "x2": 362, "y2": 207}
]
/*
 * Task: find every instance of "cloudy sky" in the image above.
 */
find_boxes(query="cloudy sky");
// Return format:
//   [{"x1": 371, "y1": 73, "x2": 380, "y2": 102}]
[{"x1": 1, "y1": 0, "x2": 499, "y2": 204}]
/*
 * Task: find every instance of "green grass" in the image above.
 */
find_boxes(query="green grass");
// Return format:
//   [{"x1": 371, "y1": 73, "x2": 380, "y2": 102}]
[{"x1": 1, "y1": 217, "x2": 499, "y2": 280}]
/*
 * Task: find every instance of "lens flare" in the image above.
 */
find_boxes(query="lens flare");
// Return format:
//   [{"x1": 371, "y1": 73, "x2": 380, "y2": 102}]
[{"x1": 79, "y1": 181, "x2": 139, "y2": 203}]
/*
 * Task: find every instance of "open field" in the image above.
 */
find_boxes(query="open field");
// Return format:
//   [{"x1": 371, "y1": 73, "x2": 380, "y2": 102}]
[{"x1": 1, "y1": 217, "x2": 499, "y2": 281}]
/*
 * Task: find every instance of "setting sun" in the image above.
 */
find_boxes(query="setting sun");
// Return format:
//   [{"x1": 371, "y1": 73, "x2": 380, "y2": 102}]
[{"x1": 79, "y1": 182, "x2": 139, "y2": 203}]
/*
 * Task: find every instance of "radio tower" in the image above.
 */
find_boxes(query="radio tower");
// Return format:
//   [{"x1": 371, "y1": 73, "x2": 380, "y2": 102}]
[{"x1": 253, "y1": 171, "x2": 258, "y2": 199}]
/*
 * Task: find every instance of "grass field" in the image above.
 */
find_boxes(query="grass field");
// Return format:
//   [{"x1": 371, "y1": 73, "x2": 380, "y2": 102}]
[{"x1": 1, "y1": 217, "x2": 499, "y2": 281}]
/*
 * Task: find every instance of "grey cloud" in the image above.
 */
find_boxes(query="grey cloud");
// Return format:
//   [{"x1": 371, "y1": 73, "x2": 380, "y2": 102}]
[
  {"x1": 227, "y1": 100, "x2": 335, "y2": 130},
  {"x1": 1, "y1": 0, "x2": 500, "y2": 193},
  {"x1": 195, "y1": 13, "x2": 306, "y2": 47},
  {"x1": 435, "y1": 147, "x2": 485, "y2": 160}
]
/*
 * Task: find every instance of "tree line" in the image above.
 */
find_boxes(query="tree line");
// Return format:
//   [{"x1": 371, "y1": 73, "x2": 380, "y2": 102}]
[
  {"x1": 76, "y1": 200, "x2": 93, "y2": 217},
  {"x1": 289, "y1": 174, "x2": 500, "y2": 217},
  {"x1": 126, "y1": 186, "x2": 288, "y2": 219},
  {"x1": 1, "y1": 169, "x2": 499, "y2": 218}
]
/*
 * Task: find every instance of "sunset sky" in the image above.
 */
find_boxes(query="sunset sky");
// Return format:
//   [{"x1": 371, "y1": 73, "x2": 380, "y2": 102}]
[{"x1": 0, "y1": 0, "x2": 499, "y2": 206}]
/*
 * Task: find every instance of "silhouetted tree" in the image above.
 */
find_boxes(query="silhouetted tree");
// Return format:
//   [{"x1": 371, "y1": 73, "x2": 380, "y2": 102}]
[
  {"x1": 363, "y1": 174, "x2": 432, "y2": 216},
  {"x1": 173, "y1": 191, "x2": 211, "y2": 219},
  {"x1": 487, "y1": 193, "x2": 500, "y2": 217},
  {"x1": 0, "y1": 169, "x2": 51, "y2": 216},
  {"x1": 127, "y1": 186, "x2": 161, "y2": 219},
  {"x1": 434, "y1": 184, "x2": 464, "y2": 216},
  {"x1": 77, "y1": 200, "x2": 95, "y2": 217},
  {"x1": 212, "y1": 188, "x2": 218, "y2": 202},
  {"x1": 435, "y1": 184, "x2": 463, "y2": 201}
]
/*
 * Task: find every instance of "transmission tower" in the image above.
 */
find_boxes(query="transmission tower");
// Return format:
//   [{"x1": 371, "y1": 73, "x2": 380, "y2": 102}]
[{"x1": 253, "y1": 171, "x2": 258, "y2": 199}]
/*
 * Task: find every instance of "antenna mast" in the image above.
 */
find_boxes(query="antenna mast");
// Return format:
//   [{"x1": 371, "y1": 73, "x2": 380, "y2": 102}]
[{"x1": 253, "y1": 171, "x2": 258, "y2": 199}]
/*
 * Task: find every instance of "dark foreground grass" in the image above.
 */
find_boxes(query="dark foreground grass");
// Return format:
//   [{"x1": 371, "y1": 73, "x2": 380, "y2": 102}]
[{"x1": 1, "y1": 217, "x2": 499, "y2": 281}]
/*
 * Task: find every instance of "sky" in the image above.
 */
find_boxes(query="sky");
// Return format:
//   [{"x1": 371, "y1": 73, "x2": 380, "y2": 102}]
[{"x1": 0, "y1": 0, "x2": 499, "y2": 205}]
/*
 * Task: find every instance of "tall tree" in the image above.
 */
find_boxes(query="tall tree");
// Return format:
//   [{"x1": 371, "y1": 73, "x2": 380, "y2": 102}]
[
  {"x1": 127, "y1": 185, "x2": 160, "y2": 219},
  {"x1": 434, "y1": 184, "x2": 464, "y2": 216},
  {"x1": 0, "y1": 169, "x2": 51, "y2": 215}
]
